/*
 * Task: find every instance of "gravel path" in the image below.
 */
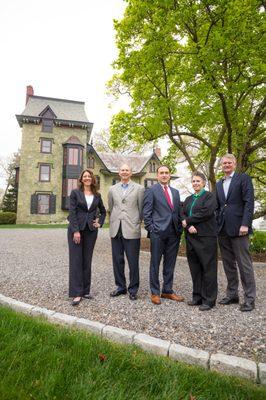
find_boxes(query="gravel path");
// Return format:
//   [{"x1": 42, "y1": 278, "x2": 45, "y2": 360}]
[{"x1": 0, "y1": 229, "x2": 265, "y2": 362}]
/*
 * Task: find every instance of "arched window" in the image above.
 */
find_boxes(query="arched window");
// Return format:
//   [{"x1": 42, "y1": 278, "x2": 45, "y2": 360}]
[{"x1": 88, "y1": 156, "x2": 95, "y2": 168}]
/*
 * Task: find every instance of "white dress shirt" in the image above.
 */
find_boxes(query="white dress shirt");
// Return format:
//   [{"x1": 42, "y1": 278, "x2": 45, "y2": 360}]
[
  {"x1": 85, "y1": 194, "x2": 94, "y2": 210},
  {"x1": 223, "y1": 171, "x2": 235, "y2": 198}
]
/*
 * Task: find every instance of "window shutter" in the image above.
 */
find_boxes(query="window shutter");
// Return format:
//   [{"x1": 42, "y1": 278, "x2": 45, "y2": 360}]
[
  {"x1": 49, "y1": 194, "x2": 56, "y2": 214},
  {"x1": 30, "y1": 194, "x2": 38, "y2": 214}
]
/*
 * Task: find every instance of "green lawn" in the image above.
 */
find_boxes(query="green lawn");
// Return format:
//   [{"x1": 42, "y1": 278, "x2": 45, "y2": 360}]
[{"x1": 0, "y1": 307, "x2": 265, "y2": 400}]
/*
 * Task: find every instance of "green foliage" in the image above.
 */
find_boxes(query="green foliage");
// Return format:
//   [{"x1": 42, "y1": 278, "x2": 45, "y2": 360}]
[
  {"x1": 250, "y1": 230, "x2": 266, "y2": 253},
  {"x1": 109, "y1": 0, "x2": 266, "y2": 208},
  {"x1": 0, "y1": 306, "x2": 265, "y2": 400},
  {"x1": 1, "y1": 185, "x2": 17, "y2": 213},
  {"x1": 1, "y1": 152, "x2": 19, "y2": 213},
  {"x1": 0, "y1": 212, "x2": 16, "y2": 225}
]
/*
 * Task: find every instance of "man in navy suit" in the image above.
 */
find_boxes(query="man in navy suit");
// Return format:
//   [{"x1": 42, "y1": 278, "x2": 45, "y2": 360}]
[
  {"x1": 143, "y1": 165, "x2": 184, "y2": 305},
  {"x1": 216, "y1": 154, "x2": 256, "y2": 312}
]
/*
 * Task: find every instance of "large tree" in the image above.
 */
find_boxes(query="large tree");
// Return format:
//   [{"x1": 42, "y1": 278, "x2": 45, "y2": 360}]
[
  {"x1": 109, "y1": 0, "x2": 265, "y2": 216},
  {"x1": 0, "y1": 153, "x2": 19, "y2": 213}
]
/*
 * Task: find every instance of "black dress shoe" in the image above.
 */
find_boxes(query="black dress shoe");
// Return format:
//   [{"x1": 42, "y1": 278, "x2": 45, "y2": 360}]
[
  {"x1": 219, "y1": 297, "x2": 239, "y2": 305},
  {"x1": 83, "y1": 294, "x2": 93, "y2": 299},
  {"x1": 110, "y1": 289, "x2": 127, "y2": 297},
  {"x1": 187, "y1": 299, "x2": 202, "y2": 306},
  {"x1": 240, "y1": 302, "x2": 255, "y2": 312},
  {"x1": 129, "y1": 293, "x2": 138, "y2": 301},
  {"x1": 71, "y1": 297, "x2": 82, "y2": 306},
  {"x1": 199, "y1": 304, "x2": 212, "y2": 311}
]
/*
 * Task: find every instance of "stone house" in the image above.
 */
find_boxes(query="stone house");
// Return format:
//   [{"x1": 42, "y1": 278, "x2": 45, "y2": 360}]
[{"x1": 15, "y1": 86, "x2": 161, "y2": 224}]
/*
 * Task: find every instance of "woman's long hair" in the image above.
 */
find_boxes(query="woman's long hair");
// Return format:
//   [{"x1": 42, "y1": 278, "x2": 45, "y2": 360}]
[{"x1": 78, "y1": 169, "x2": 98, "y2": 195}]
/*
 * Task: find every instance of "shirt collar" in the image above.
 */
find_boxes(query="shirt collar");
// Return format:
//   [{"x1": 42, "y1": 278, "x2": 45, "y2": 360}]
[
  {"x1": 193, "y1": 188, "x2": 205, "y2": 198},
  {"x1": 161, "y1": 183, "x2": 170, "y2": 190},
  {"x1": 121, "y1": 181, "x2": 130, "y2": 188},
  {"x1": 223, "y1": 171, "x2": 235, "y2": 180}
]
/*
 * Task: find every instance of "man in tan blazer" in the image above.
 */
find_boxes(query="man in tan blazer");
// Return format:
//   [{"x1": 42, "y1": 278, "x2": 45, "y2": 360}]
[{"x1": 108, "y1": 164, "x2": 144, "y2": 300}]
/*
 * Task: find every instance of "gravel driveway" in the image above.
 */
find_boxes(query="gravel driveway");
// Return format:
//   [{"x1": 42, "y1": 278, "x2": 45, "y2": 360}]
[{"x1": 0, "y1": 228, "x2": 265, "y2": 362}]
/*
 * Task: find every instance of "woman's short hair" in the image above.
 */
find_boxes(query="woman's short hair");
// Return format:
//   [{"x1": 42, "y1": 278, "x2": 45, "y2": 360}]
[
  {"x1": 192, "y1": 171, "x2": 206, "y2": 183},
  {"x1": 78, "y1": 169, "x2": 98, "y2": 195}
]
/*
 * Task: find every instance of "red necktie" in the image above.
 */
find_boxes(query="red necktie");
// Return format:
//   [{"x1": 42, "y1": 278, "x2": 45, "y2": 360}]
[{"x1": 163, "y1": 186, "x2": 173, "y2": 209}]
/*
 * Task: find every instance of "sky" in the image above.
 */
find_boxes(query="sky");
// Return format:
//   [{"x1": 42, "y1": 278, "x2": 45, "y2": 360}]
[{"x1": 0, "y1": 0, "x2": 126, "y2": 186}]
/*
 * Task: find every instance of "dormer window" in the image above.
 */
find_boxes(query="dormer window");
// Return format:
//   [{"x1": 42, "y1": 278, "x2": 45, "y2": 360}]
[
  {"x1": 149, "y1": 162, "x2": 156, "y2": 173},
  {"x1": 39, "y1": 106, "x2": 57, "y2": 133},
  {"x1": 88, "y1": 156, "x2": 94, "y2": 168},
  {"x1": 42, "y1": 119, "x2": 53, "y2": 133}
]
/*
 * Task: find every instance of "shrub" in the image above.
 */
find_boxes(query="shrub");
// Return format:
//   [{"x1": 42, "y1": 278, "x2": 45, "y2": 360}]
[
  {"x1": 250, "y1": 230, "x2": 266, "y2": 253},
  {"x1": 0, "y1": 212, "x2": 17, "y2": 224}
]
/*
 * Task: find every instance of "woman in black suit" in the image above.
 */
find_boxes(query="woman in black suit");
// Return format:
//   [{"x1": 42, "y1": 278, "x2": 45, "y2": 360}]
[
  {"x1": 182, "y1": 172, "x2": 217, "y2": 311},
  {"x1": 68, "y1": 169, "x2": 106, "y2": 306}
]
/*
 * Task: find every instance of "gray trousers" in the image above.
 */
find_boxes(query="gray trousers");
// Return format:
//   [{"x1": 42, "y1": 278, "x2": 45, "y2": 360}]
[
  {"x1": 218, "y1": 234, "x2": 256, "y2": 303},
  {"x1": 111, "y1": 225, "x2": 140, "y2": 295}
]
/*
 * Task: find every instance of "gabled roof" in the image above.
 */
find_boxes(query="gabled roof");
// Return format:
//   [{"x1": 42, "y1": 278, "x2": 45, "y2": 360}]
[
  {"x1": 20, "y1": 95, "x2": 89, "y2": 122},
  {"x1": 38, "y1": 105, "x2": 57, "y2": 118},
  {"x1": 87, "y1": 145, "x2": 161, "y2": 174},
  {"x1": 63, "y1": 136, "x2": 84, "y2": 146}
]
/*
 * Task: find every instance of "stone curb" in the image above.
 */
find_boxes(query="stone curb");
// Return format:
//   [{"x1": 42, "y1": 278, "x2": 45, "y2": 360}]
[
  {"x1": 0, "y1": 293, "x2": 265, "y2": 385},
  {"x1": 210, "y1": 353, "x2": 257, "y2": 382}
]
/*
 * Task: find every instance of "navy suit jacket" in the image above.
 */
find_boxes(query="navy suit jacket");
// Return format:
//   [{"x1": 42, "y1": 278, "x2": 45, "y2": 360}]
[
  {"x1": 68, "y1": 189, "x2": 106, "y2": 233},
  {"x1": 216, "y1": 173, "x2": 254, "y2": 237},
  {"x1": 143, "y1": 183, "x2": 183, "y2": 236}
]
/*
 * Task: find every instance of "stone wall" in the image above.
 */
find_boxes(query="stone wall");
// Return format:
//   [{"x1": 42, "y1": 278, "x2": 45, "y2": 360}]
[{"x1": 17, "y1": 124, "x2": 87, "y2": 224}]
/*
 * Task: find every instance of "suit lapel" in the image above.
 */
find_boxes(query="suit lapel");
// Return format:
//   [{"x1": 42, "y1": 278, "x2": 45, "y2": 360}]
[
  {"x1": 226, "y1": 172, "x2": 238, "y2": 201},
  {"x1": 80, "y1": 190, "x2": 87, "y2": 205},
  {"x1": 123, "y1": 181, "x2": 135, "y2": 198},
  {"x1": 170, "y1": 187, "x2": 177, "y2": 210},
  {"x1": 157, "y1": 184, "x2": 173, "y2": 210},
  {"x1": 217, "y1": 179, "x2": 226, "y2": 202}
]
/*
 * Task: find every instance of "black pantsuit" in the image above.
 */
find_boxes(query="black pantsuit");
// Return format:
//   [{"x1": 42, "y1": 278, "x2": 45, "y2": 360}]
[
  {"x1": 186, "y1": 235, "x2": 217, "y2": 306},
  {"x1": 68, "y1": 227, "x2": 97, "y2": 297},
  {"x1": 67, "y1": 189, "x2": 106, "y2": 298},
  {"x1": 111, "y1": 225, "x2": 140, "y2": 295},
  {"x1": 182, "y1": 191, "x2": 218, "y2": 306}
]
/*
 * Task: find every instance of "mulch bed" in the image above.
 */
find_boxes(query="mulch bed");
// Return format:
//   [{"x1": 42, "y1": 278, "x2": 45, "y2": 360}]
[{"x1": 140, "y1": 238, "x2": 266, "y2": 263}]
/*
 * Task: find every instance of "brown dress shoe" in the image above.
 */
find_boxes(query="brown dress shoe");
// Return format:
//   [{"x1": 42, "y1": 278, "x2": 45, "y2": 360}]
[
  {"x1": 151, "y1": 295, "x2": 161, "y2": 305},
  {"x1": 161, "y1": 293, "x2": 185, "y2": 302}
]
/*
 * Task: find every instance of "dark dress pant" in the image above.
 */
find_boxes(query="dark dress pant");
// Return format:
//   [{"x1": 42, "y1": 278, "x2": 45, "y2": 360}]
[
  {"x1": 111, "y1": 226, "x2": 140, "y2": 295},
  {"x1": 218, "y1": 233, "x2": 256, "y2": 302},
  {"x1": 68, "y1": 226, "x2": 98, "y2": 297},
  {"x1": 150, "y1": 224, "x2": 181, "y2": 295},
  {"x1": 186, "y1": 235, "x2": 217, "y2": 306}
]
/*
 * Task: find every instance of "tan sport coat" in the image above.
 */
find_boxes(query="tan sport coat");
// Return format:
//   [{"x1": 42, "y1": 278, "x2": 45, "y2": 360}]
[{"x1": 108, "y1": 181, "x2": 144, "y2": 239}]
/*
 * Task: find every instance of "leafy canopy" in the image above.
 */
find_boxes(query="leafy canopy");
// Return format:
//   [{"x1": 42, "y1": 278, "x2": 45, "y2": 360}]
[{"x1": 109, "y1": 0, "x2": 265, "y2": 214}]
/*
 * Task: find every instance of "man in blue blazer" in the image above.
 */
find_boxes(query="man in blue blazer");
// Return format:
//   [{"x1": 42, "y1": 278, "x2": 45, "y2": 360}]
[
  {"x1": 143, "y1": 165, "x2": 184, "y2": 305},
  {"x1": 216, "y1": 154, "x2": 256, "y2": 312}
]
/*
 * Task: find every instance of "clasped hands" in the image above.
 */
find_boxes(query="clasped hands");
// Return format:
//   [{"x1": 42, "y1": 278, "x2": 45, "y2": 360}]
[
  {"x1": 73, "y1": 219, "x2": 101, "y2": 244},
  {"x1": 182, "y1": 220, "x2": 197, "y2": 234}
]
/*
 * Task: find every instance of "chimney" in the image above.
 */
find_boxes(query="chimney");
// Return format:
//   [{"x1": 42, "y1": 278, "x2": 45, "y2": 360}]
[
  {"x1": 154, "y1": 147, "x2": 161, "y2": 158},
  {"x1": 26, "y1": 85, "x2": 34, "y2": 104}
]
